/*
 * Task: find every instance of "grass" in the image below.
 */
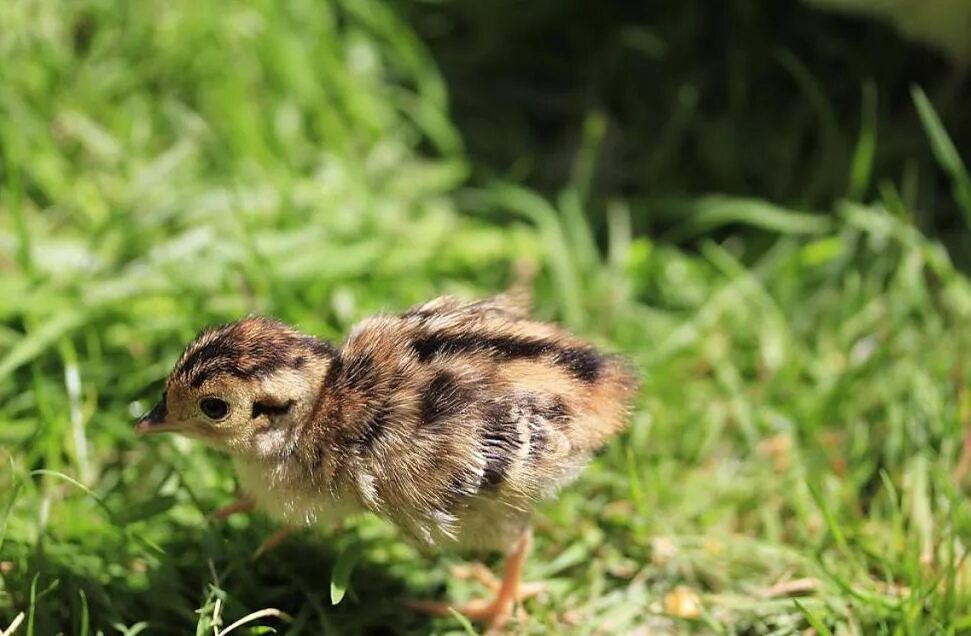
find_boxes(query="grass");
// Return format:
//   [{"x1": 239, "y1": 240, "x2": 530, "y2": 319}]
[{"x1": 2, "y1": 1, "x2": 971, "y2": 634}]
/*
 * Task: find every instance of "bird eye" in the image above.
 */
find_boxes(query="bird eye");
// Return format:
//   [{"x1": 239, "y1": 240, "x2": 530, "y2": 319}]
[{"x1": 199, "y1": 397, "x2": 230, "y2": 421}]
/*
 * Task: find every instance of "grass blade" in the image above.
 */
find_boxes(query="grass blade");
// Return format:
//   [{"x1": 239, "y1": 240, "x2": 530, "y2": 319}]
[
  {"x1": 912, "y1": 85, "x2": 971, "y2": 226},
  {"x1": 793, "y1": 600, "x2": 834, "y2": 636},
  {"x1": 30, "y1": 469, "x2": 116, "y2": 523},
  {"x1": 667, "y1": 196, "x2": 832, "y2": 242},
  {"x1": 330, "y1": 542, "x2": 363, "y2": 605},
  {"x1": 447, "y1": 608, "x2": 479, "y2": 635},
  {"x1": 0, "y1": 612, "x2": 25, "y2": 636},
  {"x1": 849, "y1": 82, "x2": 878, "y2": 200},
  {"x1": 77, "y1": 589, "x2": 89, "y2": 636},
  {"x1": 0, "y1": 312, "x2": 86, "y2": 381},
  {"x1": 217, "y1": 609, "x2": 292, "y2": 636}
]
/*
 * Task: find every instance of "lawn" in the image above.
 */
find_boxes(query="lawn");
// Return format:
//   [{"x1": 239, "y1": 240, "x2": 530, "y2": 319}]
[{"x1": 2, "y1": 1, "x2": 971, "y2": 634}]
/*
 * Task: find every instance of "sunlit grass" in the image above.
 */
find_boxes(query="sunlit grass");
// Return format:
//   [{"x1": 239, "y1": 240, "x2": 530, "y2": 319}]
[{"x1": 2, "y1": 1, "x2": 971, "y2": 634}]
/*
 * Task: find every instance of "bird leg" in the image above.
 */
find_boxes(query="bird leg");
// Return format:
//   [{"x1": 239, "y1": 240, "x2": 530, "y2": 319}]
[
  {"x1": 209, "y1": 494, "x2": 256, "y2": 520},
  {"x1": 209, "y1": 494, "x2": 292, "y2": 557},
  {"x1": 253, "y1": 526, "x2": 294, "y2": 558},
  {"x1": 406, "y1": 529, "x2": 538, "y2": 634}
]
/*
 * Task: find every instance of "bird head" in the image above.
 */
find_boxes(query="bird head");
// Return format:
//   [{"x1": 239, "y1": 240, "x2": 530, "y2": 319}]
[{"x1": 136, "y1": 316, "x2": 337, "y2": 459}]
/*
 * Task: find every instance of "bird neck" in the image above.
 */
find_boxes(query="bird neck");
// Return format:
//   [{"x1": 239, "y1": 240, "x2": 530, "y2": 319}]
[{"x1": 234, "y1": 354, "x2": 336, "y2": 461}]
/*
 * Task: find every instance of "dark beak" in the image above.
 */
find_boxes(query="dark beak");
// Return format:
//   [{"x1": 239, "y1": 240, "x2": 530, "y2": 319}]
[{"x1": 134, "y1": 398, "x2": 171, "y2": 435}]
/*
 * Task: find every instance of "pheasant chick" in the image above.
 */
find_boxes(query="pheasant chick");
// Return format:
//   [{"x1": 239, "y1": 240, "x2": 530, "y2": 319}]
[{"x1": 136, "y1": 294, "x2": 637, "y2": 632}]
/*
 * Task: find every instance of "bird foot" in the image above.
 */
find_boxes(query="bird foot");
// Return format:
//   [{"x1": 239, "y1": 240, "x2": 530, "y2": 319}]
[
  {"x1": 450, "y1": 562, "x2": 546, "y2": 599},
  {"x1": 404, "y1": 575, "x2": 544, "y2": 625},
  {"x1": 405, "y1": 594, "x2": 525, "y2": 635},
  {"x1": 406, "y1": 531, "x2": 538, "y2": 634}
]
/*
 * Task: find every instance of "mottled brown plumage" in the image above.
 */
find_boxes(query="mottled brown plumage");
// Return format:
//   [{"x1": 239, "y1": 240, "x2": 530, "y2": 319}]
[{"x1": 136, "y1": 293, "x2": 637, "y2": 632}]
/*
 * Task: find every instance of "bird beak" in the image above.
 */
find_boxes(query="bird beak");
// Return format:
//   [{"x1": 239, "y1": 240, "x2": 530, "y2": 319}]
[{"x1": 134, "y1": 398, "x2": 178, "y2": 435}]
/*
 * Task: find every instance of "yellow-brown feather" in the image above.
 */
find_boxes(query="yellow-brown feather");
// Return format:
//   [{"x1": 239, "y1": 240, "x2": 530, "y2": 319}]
[
  {"x1": 146, "y1": 295, "x2": 637, "y2": 552},
  {"x1": 296, "y1": 295, "x2": 637, "y2": 548}
]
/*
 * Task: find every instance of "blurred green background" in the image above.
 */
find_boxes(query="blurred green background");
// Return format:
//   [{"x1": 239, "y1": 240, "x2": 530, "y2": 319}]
[{"x1": 2, "y1": 1, "x2": 971, "y2": 634}]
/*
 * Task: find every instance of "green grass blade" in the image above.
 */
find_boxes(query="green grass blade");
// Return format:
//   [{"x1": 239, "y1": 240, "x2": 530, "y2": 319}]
[
  {"x1": 849, "y1": 82, "x2": 878, "y2": 200},
  {"x1": 330, "y1": 542, "x2": 363, "y2": 605},
  {"x1": 571, "y1": 111, "x2": 607, "y2": 202},
  {"x1": 78, "y1": 589, "x2": 90, "y2": 636},
  {"x1": 912, "y1": 85, "x2": 971, "y2": 226},
  {"x1": 667, "y1": 196, "x2": 832, "y2": 242},
  {"x1": 447, "y1": 608, "x2": 479, "y2": 635},
  {"x1": 0, "y1": 311, "x2": 86, "y2": 381},
  {"x1": 30, "y1": 469, "x2": 116, "y2": 524},
  {"x1": 794, "y1": 600, "x2": 834, "y2": 636},
  {"x1": 0, "y1": 461, "x2": 24, "y2": 553}
]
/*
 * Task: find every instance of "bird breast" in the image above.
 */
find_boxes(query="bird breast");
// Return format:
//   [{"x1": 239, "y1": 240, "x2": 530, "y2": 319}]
[{"x1": 233, "y1": 455, "x2": 363, "y2": 528}]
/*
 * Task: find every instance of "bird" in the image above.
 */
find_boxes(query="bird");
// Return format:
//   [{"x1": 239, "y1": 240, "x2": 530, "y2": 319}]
[{"x1": 135, "y1": 292, "x2": 637, "y2": 633}]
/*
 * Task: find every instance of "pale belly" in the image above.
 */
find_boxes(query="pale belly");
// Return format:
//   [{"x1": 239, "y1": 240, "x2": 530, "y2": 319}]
[
  {"x1": 233, "y1": 457, "x2": 364, "y2": 528},
  {"x1": 233, "y1": 458, "x2": 537, "y2": 553},
  {"x1": 444, "y1": 497, "x2": 532, "y2": 552}
]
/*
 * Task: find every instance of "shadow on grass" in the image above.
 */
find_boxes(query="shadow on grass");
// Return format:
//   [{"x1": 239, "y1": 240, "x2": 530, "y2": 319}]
[{"x1": 8, "y1": 519, "x2": 438, "y2": 635}]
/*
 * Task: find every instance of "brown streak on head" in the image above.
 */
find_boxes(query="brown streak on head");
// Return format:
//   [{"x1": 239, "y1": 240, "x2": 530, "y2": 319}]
[{"x1": 172, "y1": 316, "x2": 336, "y2": 389}]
